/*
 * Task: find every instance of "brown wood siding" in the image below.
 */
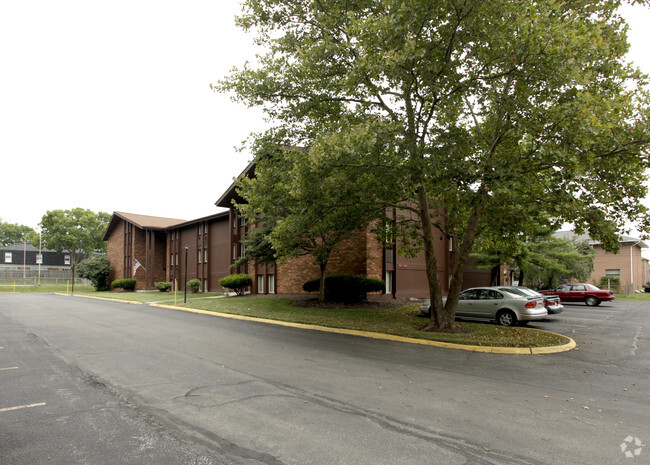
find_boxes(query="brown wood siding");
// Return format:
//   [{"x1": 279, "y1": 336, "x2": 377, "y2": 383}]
[{"x1": 208, "y1": 216, "x2": 231, "y2": 292}]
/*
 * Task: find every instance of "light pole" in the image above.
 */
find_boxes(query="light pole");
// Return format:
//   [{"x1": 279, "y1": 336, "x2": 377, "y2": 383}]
[{"x1": 184, "y1": 244, "x2": 188, "y2": 303}]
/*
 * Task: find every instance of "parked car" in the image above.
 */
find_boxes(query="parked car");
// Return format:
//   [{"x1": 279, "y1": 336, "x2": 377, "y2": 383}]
[
  {"x1": 539, "y1": 283, "x2": 615, "y2": 306},
  {"x1": 419, "y1": 287, "x2": 547, "y2": 326},
  {"x1": 495, "y1": 286, "x2": 564, "y2": 315}
]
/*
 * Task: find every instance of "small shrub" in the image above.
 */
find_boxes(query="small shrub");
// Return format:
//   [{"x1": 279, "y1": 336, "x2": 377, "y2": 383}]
[
  {"x1": 187, "y1": 278, "x2": 201, "y2": 293},
  {"x1": 303, "y1": 274, "x2": 386, "y2": 302},
  {"x1": 219, "y1": 274, "x2": 252, "y2": 295},
  {"x1": 599, "y1": 276, "x2": 620, "y2": 293},
  {"x1": 155, "y1": 281, "x2": 172, "y2": 292},
  {"x1": 112, "y1": 278, "x2": 136, "y2": 291}
]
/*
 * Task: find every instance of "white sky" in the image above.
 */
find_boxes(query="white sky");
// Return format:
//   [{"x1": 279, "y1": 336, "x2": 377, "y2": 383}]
[{"x1": 1, "y1": 1, "x2": 649, "y2": 231}]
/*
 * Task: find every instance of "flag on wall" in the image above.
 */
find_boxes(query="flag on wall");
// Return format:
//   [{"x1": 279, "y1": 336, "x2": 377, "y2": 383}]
[{"x1": 133, "y1": 258, "x2": 146, "y2": 276}]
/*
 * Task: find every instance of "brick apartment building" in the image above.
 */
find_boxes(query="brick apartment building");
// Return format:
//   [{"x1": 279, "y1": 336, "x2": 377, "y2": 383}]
[
  {"x1": 103, "y1": 163, "x2": 491, "y2": 297},
  {"x1": 554, "y1": 231, "x2": 649, "y2": 292}
]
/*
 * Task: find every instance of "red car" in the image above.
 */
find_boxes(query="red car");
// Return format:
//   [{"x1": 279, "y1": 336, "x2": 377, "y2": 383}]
[{"x1": 540, "y1": 283, "x2": 615, "y2": 306}]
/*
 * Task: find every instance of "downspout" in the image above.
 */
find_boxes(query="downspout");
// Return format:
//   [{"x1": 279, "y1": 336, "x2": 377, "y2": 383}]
[{"x1": 630, "y1": 240, "x2": 642, "y2": 294}]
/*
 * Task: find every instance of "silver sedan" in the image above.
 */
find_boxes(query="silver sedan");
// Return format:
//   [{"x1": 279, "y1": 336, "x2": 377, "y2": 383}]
[{"x1": 419, "y1": 287, "x2": 548, "y2": 326}]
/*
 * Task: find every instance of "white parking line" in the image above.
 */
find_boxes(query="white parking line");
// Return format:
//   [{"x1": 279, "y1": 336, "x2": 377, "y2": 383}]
[
  {"x1": 0, "y1": 366, "x2": 19, "y2": 371},
  {"x1": 0, "y1": 402, "x2": 46, "y2": 413}
]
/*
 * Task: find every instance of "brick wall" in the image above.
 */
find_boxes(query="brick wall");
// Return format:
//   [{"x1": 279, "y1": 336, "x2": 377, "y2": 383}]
[
  {"x1": 105, "y1": 219, "x2": 125, "y2": 286},
  {"x1": 276, "y1": 230, "x2": 373, "y2": 294}
]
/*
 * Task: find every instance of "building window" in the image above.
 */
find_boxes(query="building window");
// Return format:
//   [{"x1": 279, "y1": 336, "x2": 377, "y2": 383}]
[
  {"x1": 385, "y1": 270, "x2": 393, "y2": 294},
  {"x1": 198, "y1": 250, "x2": 202, "y2": 263},
  {"x1": 241, "y1": 243, "x2": 246, "y2": 258},
  {"x1": 198, "y1": 223, "x2": 202, "y2": 235},
  {"x1": 204, "y1": 249, "x2": 208, "y2": 263},
  {"x1": 204, "y1": 278, "x2": 208, "y2": 292},
  {"x1": 36, "y1": 254, "x2": 43, "y2": 264},
  {"x1": 605, "y1": 269, "x2": 621, "y2": 277},
  {"x1": 257, "y1": 274, "x2": 264, "y2": 293},
  {"x1": 233, "y1": 244, "x2": 237, "y2": 260},
  {"x1": 268, "y1": 274, "x2": 275, "y2": 294},
  {"x1": 64, "y1": 255, "x2": 71, "y2": 265},
  {"x1": 4, "y1": 252, "x2": 12, "y2": 263},
  {"x1": 385, "y1": 248, "x2": 393, "y2": 264},
  {"x1": 170, "y1": 254, "x2": 174, "y2": 267}
]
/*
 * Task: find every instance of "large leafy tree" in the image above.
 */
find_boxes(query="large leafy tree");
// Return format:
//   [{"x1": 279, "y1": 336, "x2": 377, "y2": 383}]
[
  {"x1": 219, "y1": 0, "x2": 650, "y2": 329},
  {"x1": 39, "y1": 209, "x2": 111, "y2": 293},
  {"x1": 471, "y1": 226, "x2": 595, "y2": 288},
  {"x1": 0, "y1": 220, "x2": 36, "y2": 247},
  {"x1": 236, "y1": 138, "x2": 387, "y2": 301}
]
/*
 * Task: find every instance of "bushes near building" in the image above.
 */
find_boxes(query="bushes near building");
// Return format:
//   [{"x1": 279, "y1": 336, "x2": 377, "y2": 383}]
[
  {"x1": 187, "y1": 278, "x2": 201, "y2": 293},
  {"x1": 155, "y1": 281, "x2": 172, "y2": 292},
  {"x1": 219, "y1": 274, "x2": 252, "y2": 295},
  {"x1": 112, "y1": 278, "x2": 137, "y2": 291},
  {"x1": 303, "y1": 274, "x2": 385, "y2": 303}
]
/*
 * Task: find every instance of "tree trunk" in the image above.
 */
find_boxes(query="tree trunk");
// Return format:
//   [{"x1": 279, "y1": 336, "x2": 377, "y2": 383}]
[
  {"x1": 70, "y1": 250, "x2": 77, "y2": 294},
  {"x1": 444, "y1": 204, "x2": 483, "y2": 323},
  {"x1": 415, "y1": 185, "x2": 447, "y2": 330},
  {"x1": 318, "y1": 262, "x2": 327, "y2": 303}
]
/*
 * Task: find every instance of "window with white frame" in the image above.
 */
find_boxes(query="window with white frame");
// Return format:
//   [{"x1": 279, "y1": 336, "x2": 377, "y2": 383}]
[
  {"x1": 36, "y1": 254, "x2": 43, "y2": 264},
  {"x1": 64, "y1": 255, "x2": 70, "y2": 265},
  {"x1": 204, "y1": 249, "x2": 208, "y2": 263},
  {"x1": 385, "y1": 270, "x2": 393, "y2": 294},
  {"x1": 4, "y1": 252, "x2": 12, "y2": 263},
  {"x1": 257, "y1": 274, "x2": 264, "y2": 293},
  {"x1": 268, "y1": 274, "x2": 275, "y2": 294},
  {"x1": 605, "y1": 269, "x2": 621, "y2": 276}
]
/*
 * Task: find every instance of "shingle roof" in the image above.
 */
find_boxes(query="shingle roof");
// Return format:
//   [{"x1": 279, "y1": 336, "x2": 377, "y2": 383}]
[{"x1": 102, "y1": 211, "x2": 187, "y2": 240}]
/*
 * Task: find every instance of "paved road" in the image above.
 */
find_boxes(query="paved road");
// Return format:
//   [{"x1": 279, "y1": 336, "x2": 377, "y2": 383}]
[{"x1": 0, "y1": 294, "x2": 648, "y2": 464}]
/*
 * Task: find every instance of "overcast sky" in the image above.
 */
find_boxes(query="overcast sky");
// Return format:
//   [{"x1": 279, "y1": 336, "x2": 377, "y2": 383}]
[{"x1": 1, "y1": 1, "x2": 649, "y2": 231}]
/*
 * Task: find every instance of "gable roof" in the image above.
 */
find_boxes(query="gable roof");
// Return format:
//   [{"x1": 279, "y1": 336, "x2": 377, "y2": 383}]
[
  {"x1": 215, "y1": 161, "x2": 256, "y2": 208},
  {"x1": 102, "y1": 211, "x2": 187, "y2": 240}
]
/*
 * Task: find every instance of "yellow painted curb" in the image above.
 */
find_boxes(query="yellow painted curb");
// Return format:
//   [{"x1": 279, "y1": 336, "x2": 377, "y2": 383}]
[
  {"x1": 55, "y1": 292, "x2": 144, "y2": 305},
  {"x1": 149, "y1": 303, "x2": 576, "y2": 355}
]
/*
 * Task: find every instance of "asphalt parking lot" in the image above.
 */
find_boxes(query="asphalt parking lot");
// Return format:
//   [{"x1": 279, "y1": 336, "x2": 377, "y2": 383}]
[{"x1": 1, "y1": 294, "x2": 648, "y2": 464}]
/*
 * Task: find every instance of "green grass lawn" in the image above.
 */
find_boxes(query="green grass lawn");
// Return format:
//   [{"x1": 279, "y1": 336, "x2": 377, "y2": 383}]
[
  {"x1": 614, "y1": 292, "x2": 650, "y2": 300},
  {"x1": 2, "y1": 283, "x2": 570, "y2": 348},
  {"x1": 183, "y1": 296, "x2": 568, "y2": 348}
]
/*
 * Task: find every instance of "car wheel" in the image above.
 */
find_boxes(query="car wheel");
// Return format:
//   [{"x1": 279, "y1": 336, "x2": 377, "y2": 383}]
[
  {"x1": 496, "y1": 310, "x2": 517, "y2": 327},
  {"x1": 585, "y1": 296, "x2": 599, "y2": 306}
]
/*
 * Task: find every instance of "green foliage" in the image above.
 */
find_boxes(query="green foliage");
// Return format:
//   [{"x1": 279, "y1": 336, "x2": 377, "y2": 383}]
[
  {"x1": 231, "y1": 218, "x2": 277, "y2": 269},
  {"x1": 303, "y1": 274, "x2": 385, "y2": 303},
  {"x1": 187, "y1": 278, "x2": 201, "y2": 293},
  {"x1": 77, "y1": 255, "x2": 113, "y2": 291},
  {"x1": 39, "y1": 208, "x2": 111, "y2": 293},
  {"x1": 155, "y1": 281, "x2": 172, "y2": 292},
  {"x1": 472, "y1": 225, "x2": 596, "y2": 289},
  {"x1": 599, "y1": 276, "x2": 620, "y2": 293},
  {"x1": 219, "y1": 0, "x2": 650, "y2": 328},
  {"x1": 0, "y1": 220, "x2": 36, "y2": 247},
  {"x1": 112, "y1": 279, "x2": 136, "y2": 291},
  {"x1": 219, "y1": 274, "x2": 252, "y2": 295}
]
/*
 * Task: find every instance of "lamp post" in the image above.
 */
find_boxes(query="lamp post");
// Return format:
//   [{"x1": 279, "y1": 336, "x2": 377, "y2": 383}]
[{"x1": 184, "y1": 244, "x2": 188, "y2": 303}]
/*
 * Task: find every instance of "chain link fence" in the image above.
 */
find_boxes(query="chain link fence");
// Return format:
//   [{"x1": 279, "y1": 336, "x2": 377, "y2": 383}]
[{"x1": 0, "y1": 269, "x2": 90, "y2": 286}]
